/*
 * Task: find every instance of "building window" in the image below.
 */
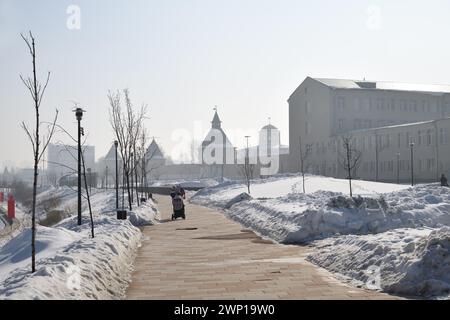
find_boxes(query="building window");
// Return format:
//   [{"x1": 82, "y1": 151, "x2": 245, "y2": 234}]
[
  {"x1": 338, "y1": 119, "x2": 345, "y2": 130},
  {"x1": 305, "y1": 101, "x2": 311, "y2": 115},
  {"x1": 427, "y1": 158, "x2": 435, "y2": 171},
  {"x1": 398, "y1": 133, "x2": 402, "y2": 148},
  {"x1": 377, "y1": 98, "x2": 383, "y2": 110},
  {"x1": 417, "y1": 130, "x2": 422, "y2": 146},
  {"x1": 427, "y1": 129, "x2": 432, "y2": 145},
  {"x1": 390, "y1": 99, "x2": 395, "y2": 112},
  {"x1": 305, "y1": 122, "x2": 311, "y2": 135},
  {"x1": 406, "y1": 132, "x2": 411, "y2": 147},
  {"x1": 336, "y1": 97, "x2": 345, "y2": 110},
  {"x1": 440, "y1": 128, "x2": 447, "y2": 145}
]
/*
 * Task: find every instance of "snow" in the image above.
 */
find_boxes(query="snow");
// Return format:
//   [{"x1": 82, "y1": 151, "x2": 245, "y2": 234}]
[
  {"x1": 192, "y1": 174, "x2": 407, "y2": 209},
  {"x1": 0, "y1": 188, "x2": 159, "y2": 299},
  {"x1": 191, "y1": 174, "x2": 415, "y2": 242},
  {"x1": 308, "y1": 227, "x2": 450, "y2": 298},
  {"x1": 0, "y1": 226, "x2": 82, "y2": 281},
  {"x1": 191, "y1": 174, "x2": 450, "y2": 298}
]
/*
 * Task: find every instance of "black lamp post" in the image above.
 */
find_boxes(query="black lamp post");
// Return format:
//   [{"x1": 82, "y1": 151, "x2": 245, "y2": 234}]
[
  {"x1": 410, "y1": 142, "x2": 415, "y2": 186},
  {"x1": 75, "y1": 108, "x2": 84, "y2": 226},
  {"x1": 114, "y1": 141, "x2": 119, "y2": 210}
]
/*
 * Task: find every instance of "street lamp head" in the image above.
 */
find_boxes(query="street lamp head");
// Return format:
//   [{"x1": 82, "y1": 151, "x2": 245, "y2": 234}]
[
  {"x1": 75, "y1": 108, "x2": 84, "y2": 121},
  {"x1": 410, "y1": 142, "x2": 415, "y2": 147},
  {"x1": 114, "y1": 140, "x2": 118, "y2": 147}
]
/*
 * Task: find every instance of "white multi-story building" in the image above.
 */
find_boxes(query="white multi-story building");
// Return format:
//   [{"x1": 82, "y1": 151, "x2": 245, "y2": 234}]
[{"x1": 288, "y1": 77, "x2": 450, "y2": 182}]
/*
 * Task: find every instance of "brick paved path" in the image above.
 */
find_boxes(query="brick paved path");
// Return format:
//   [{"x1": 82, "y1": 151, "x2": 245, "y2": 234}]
[{"x1": 126, "y1": 195, "x2": 397, "y2": 299}]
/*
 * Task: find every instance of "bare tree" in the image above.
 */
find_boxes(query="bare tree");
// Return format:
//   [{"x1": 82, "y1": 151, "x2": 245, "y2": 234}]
[
  {"x1": 108, "y1": 89, "x2": 147, "y2": 211},
  {"x1": 338, "y1": 135, "x2": 362, "y2": 197},
  {"x1": 238, "y1": 144, "x2": 254, "y2": 194},
  {"x1": 239, "y1": 163, "x2": 254, "y2": 195},
  {"x1": 20, "y1": 31, "x2": 59, "y2": 273},
  {"x1": 298, "y1": 136, "x2": 312, "y2": 193}
]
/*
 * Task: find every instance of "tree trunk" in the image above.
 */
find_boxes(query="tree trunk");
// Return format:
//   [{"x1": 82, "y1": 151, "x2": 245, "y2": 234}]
[
  {"x1": 134, "y1": 148, "x2": 139, "y2": 206},
  {"x1": 302, "y1": 172, "x2": 306, "y2": 194},
  {"x1": 31, "y1": 158, "x2": 38, "y2": 273},
  {"x1": 347, "y1": 146, "x2": 353, "y2": 197},
  {"x1": 125, "y1": 169, "x2": 132, "y2": 211},
  {"x1": 31, "y1": 35, "x2": 39, "y2": 273}
]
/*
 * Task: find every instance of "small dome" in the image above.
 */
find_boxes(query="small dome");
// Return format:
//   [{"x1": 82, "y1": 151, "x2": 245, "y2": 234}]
[{"x1": 262, "y1": 124, "x2": 277, "y2": 130}]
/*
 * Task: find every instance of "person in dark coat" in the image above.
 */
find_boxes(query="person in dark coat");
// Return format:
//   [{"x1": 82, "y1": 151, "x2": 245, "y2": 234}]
[
  {"x1": 441, "y1": 174, "x2": 449, "y2": 187},
  {"x1": 170, "y1": 186, "x2": 178, "y2": 199}
]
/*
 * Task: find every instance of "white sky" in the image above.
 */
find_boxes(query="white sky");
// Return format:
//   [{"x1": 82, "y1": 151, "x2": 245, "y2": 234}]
[{"x1": 2, "y1": 0, "x2": 450, "y2": 168}]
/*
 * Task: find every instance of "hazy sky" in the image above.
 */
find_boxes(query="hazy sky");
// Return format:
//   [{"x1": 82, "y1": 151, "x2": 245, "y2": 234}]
[{"x1": 2, "y1": 0, "x2": 450, "y2": 168}]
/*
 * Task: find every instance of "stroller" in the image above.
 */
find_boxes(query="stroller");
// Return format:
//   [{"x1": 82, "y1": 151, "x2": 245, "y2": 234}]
[{"x1": 171, "y1": 194, "x2": 186, "y2": 220}]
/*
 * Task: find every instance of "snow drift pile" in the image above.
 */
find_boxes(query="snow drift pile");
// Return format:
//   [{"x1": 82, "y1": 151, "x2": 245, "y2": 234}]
[
  {"x1": 0, "y1": 188, "x2": 159, "y2": 299},
  {"x1": 191, "y1": 174, "x2": 450, "y2": 298},
  {"x1": 308, "y1": 227, "x2": 450, "y2": 298},
  {"x1": 191, "y1": 176, "x2": 450, "y2": 243}
]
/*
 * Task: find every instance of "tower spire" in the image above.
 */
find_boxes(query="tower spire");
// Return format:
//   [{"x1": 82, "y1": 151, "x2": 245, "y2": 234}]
[{"x1": 211, "y1": 106, "x2": 222, "y2": 129}]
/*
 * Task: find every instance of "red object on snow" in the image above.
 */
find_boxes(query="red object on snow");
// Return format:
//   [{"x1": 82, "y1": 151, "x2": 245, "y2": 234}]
[
  {"x1": 7, "y1": 195, "x2": 15, "y2": 219},
  {"x1": 0, "y1": 192, "x2": 3, "y2": 203}
]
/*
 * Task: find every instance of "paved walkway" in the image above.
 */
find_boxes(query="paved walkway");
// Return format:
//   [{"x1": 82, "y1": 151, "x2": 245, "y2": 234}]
[{"x1": 126, "y1": 195, "x2": 397, "y2": 300}]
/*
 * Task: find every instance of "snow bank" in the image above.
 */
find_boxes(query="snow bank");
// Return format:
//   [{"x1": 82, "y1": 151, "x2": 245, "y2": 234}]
[
  {"x1": 0, "y1": 216, "x2": 141, "y2": 299},
  {"x1": 307, "y1": 227, "x2": 450, "y2": 298},
  {"x1": 192, "y1": 174, "x2": 407, "y2": 208},
  {"x1": 192, "y1": 176, "x2": 450, "y2": 243},
  {"x1": 0, "y1": 188, "x2": 160, "y2": 299}
]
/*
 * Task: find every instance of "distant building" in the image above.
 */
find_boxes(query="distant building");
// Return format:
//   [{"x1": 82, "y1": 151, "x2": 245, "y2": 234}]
[
  {"x1": 199, "y1": 110, "x2": 235, "y2": 179},
  {"x1": 47, "y1": 143, "x2": 95, "y2": 181},
  {"x1": 288, "y1": 77, "x2": 450, "y2": 182},
  {"x1": 235, "y1": 122, "x2": 289, "y2": 175},
  {"x1": 96, "y1": 144, "x2": 122, "y2": 188},
  {"x1": 144, "y1": 138, "x2": 166, "y2": 180}
]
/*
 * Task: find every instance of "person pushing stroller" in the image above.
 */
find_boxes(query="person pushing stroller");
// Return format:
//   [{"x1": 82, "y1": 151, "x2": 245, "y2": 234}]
[{"x1": 170, "y1": 185, "x2": 186, "y2": 220}]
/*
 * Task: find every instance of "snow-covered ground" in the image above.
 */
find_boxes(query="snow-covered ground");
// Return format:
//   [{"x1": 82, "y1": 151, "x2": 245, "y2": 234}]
[
  {"x1": 191, "y1": 174, "x2": 450, "y2": 298},
  {"x1": 191, "y1": 174, "x2": 407, "y2": 208},
  {"x1": 308, "y1": 227, "x2": 450, "y2": 298},
  {"x1": 191, "y1": 174, "x2": 413, "y2": 242},
  {"x1": 0, "y1": 188, "x2": 159, "y2": 299}
]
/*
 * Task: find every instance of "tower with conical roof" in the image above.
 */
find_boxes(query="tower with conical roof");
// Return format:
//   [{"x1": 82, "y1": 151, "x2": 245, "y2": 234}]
[{"x1": 200, "y1": 109, "x2": 234, "y2": 166}]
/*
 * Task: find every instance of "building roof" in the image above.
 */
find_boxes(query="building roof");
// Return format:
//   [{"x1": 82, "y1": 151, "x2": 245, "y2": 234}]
[
  {"x1": 104, "y1": 145, "x2": 116, "y2": 160},
  {"x1": 202, "y1": 110, "x2": 233, "y2": 148},
  {"x1": 212, "y1": 111, "x2": 222, "y2": 129},
  {"x1": 262, "y1": 124, "x2": 278, "y2": 130},
  {"x1": 313, "y1": 77, "x2": 450, "y2": 94},
  {"x1": 146, "y1": 139, "x2": 165, "y2": 160}
]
